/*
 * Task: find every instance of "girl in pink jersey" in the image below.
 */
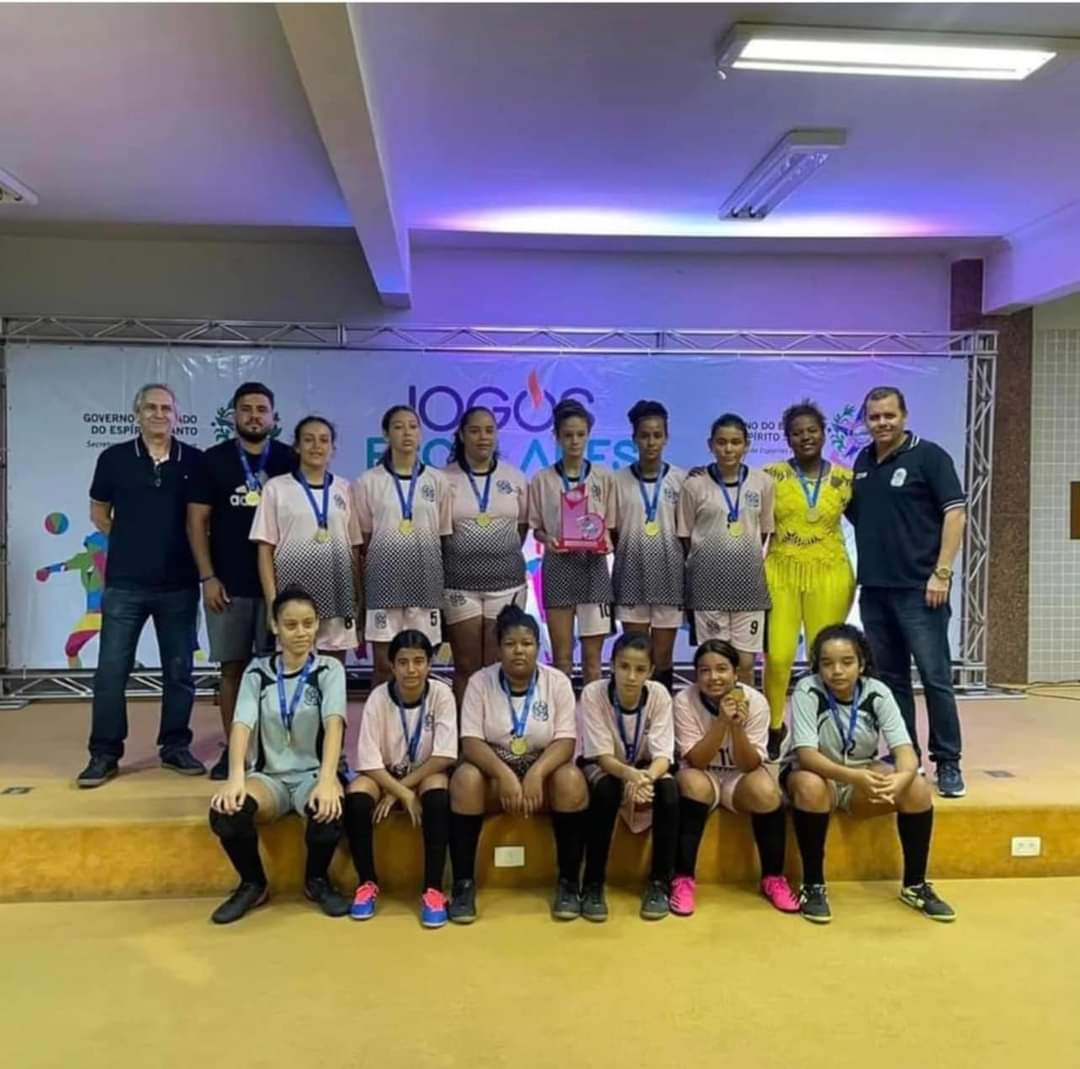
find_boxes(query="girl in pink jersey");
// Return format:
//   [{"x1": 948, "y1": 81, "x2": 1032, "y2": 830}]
[
  {"x1": 527, "y1": 398, "x2": 616, "y2": 685},
  {"x1": 251, "y1": 417, "x2": 363, "y2": 658},
  {"x1": 344, "y1": 629, "x2": 457, "y2": 928},
  {"x1": 579, "y1": 632, "x2": 678, "y2": 921},
  {"x1": 670, "y1": 639, "x2": 799, "y2": 916},
  {"x1": 442, "y1": 406, "x2": 530, "y2": 706},
  {"x1": 354, "y1": 405, "x2": 453, "y2": 685},
  {"x1": 447, "y1": 605, "x2": 588, "y2": 923}
]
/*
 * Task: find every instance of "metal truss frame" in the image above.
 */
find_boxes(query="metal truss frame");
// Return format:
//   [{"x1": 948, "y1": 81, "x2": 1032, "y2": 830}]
[{"x1": 0, "y1": 315, "x2": 998, "y2": 698}]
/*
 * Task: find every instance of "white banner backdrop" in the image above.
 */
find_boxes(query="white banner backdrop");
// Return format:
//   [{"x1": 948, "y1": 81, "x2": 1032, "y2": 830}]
[{"x1": 5, "y1": 345, "x2": 968, "y2": 669}]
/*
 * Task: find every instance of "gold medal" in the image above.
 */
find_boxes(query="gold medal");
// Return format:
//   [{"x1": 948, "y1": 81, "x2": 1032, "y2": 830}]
[
  {"x1": 244, "y1": 489, "x2": 261, "y2": 507},
  {"x1": 509, "y1": 736, "x2": 529, "y2": 757},
  {"x1": 399, "y1": 519, "x2": 414, "y2": 536},
  {"x1": 727, "y1": 520, "x2": 744, "y2": 538},
  {"x1": 643, "y1": 520, "x2": 660, "y2": 538},
  {"x1": 314, "y1": 528, "x2": 331, "y2": 543},
  {"x1": 475, "y1": 513, "x2": 492, "y2": 528},
  {"x1": 806, "y1": 506, "x2": 820, "y2": 523}
]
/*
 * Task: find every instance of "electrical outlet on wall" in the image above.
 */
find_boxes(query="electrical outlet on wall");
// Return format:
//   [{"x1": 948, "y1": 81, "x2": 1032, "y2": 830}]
[
  {"x1": 1011, "y1": 836, "x2": 1042, "y2": 857},
  {"x1": 494, "y1": 846, "x2": 525, "y2": 867}
]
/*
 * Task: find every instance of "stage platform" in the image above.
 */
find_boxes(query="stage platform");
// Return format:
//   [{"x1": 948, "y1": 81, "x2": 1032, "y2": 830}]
[{"x1": 1, "y1": 692, "x2": 1078, "y2": 902}]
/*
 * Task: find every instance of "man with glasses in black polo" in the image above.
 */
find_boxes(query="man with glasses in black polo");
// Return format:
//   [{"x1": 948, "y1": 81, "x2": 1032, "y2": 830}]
[{"x1": 77, "y1": 383, "x2": 207, "y2": 787}]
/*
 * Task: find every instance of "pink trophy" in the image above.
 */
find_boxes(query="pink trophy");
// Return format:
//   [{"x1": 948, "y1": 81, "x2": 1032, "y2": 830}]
[{"x1": 557, "y1": 484, "x2": 608, "y2": 552}]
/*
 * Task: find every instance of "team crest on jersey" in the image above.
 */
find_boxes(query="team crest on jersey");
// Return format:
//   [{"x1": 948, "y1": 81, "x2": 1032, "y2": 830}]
[
  {"x1": 744, "y1": 490, "x2": 761, "y2": 508},
  {"x1": 374, "y1": 611, "x2": 388, "y2": 630},
  {"x1": 303, "y1": 684, "x2": 320, "y2": 706},
  {"x1": 424, "y1": 711, "x2": 435, "y2": 729},
  {"x1": 421, "y1": 484, "x2": 436, "y2": 502},
  {"x1": 590, "y1": 484, "x2": 602, "y2": 500},
  {"x1": 891, "y1": 468, "x2": 908, "y2": 488},
  {"x1": 334, "y1": 493, "x2": 347, "y2": 510},
  {"x1": 532, "y1": 700, "x2": 550, "y2": 721},
  {"x1": 706, "y1": 618, "x2": 722, "y2": 635},
  {"x1": 448, "y1": 591, "x2": 467, "y2": 606},
  {"x1": 663, "y1": 486, "x2": 679, "y2": 504},
  {"x1": 497, "y1": 479, "x2": 515, "y2": 495}
]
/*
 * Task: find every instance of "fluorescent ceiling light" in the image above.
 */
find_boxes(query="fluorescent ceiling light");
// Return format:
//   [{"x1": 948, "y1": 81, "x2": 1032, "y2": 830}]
[
  {"x1": 719, "y1": 129, "x2": 846, "y2": 220},
  {"x1": 717, "y1": 24, "x2": 1066, "y2": 80}
]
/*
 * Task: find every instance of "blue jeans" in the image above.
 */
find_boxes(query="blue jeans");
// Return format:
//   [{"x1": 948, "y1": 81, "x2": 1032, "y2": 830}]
[
  {"x1": 89, "y1": 586, "x2": 198, "y2": 760},
  {"x1": 859, "y1": 586, "x2": 962, "y2": 764}
]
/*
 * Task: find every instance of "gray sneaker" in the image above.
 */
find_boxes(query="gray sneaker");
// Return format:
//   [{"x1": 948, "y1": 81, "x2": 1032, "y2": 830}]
[
  {"x1": 448, "y1": 879, "x2": 477, "y2": 925},
  {"x1": 639, "y1": 879, "x2": 670, "y2": 921},
  {"x1": 551, "y1": 877, "x2": 581, "y2": 921},
  {"x1": 799, "y1": 883, "x2": 832, "y2": 924},
  {"x1": 936, "y1": 761, "x2": 966, "y2": 799},
  {"x1": 580, "y1": 883, "x2": 608, "y2": 922},
  {"x1": 900, "y1": 881, "x2": 957, "y2": 922}
]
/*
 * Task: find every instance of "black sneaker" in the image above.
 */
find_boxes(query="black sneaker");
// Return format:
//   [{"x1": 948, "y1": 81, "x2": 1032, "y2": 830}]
[
  {"x1": 448, "y1": 879, "x2": 477, "y2": 925},
  {"x1": 211, "y1": 881, "x2": 269, "y2": 925},
  {"x1": 639, "y1": 879, "x2": 670, "y2": 921},
  {"x1": 551, "y1": 877, "x2": 582, "y2": 920},
  {"x1": 76, "y1": 755, "x2": 118, "y2": 789},
  {"x1": 900, "y1": 881, "x2": 957, "y2": 922},
  {"x1": 304, "y1": 877, "x2": 350, "y2": 917},
  {"x1": 798, "y1": 883, "x2": 832, "y2": 924},
  {"x1": 935, "y1": 761, "x2": 966, "y2": 799},
  {"x1": 161, "y1": 748, "x2": 207, "y2": 776},
  {"x1": 580, "y1": 883, "x2": 608, "y2": 922},
  {"x1": 209, "y1": 747, "x2": 231, "y2": 781},
  {"x1": 767, "y1": 722, "x2": 788, "y2": 762}
]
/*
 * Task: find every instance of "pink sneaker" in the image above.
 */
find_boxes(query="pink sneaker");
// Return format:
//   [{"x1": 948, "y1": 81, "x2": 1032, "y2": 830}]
[
  {"x1": 669, "y1": 875, "x2": 697, "y2": 916},
  {"x1": 420, "y1": 887, "x2": 449, "y2": 928},
  {"x1": 350, "y1": 881, "x2": 378, "y2": 920},
  {"x1": 761, "y1": 875, "x2": 800, "y2": 914}
]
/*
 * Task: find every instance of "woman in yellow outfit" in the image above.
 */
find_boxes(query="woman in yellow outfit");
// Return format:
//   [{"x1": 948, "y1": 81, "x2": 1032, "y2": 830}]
[{"x1": 763, "y1": 402, "x2": 855, "y2": 760}]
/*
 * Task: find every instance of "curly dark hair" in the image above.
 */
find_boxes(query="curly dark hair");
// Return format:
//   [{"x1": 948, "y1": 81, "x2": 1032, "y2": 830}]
[
  {"x1": 781, "y1": 400, "x2": 826, "y2": 439},
  {"x1": 809, "y1": 623, "x2": 876, "y2": 677}
]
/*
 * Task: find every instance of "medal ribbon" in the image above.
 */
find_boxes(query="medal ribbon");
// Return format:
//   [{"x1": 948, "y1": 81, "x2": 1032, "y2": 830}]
[
  {"x1": 825, "y1": 681, "x2": 863, "y2": 756},
  {"x1": 709, "y1": 463, "x2": 746, "y2": 523},
  {"x1": 611, "y1": 683, "x2": 646, "y2": 765},
  {"x1": 791, "y1": 459, "x2": 825, "y2": 512},
  {"x1": 392, "y1": 461, "x2": 421, "y2": 523},
  {"x1": 556, "y1": 459, "x2": 592, "y2": 493},
  {"x1": 295, "y1": 470, "x2": 331, "y2": 531},
  {"x1": 462, "y1": 458, "x2": 494, "y2": 515},
  {"x1": 276, "y1": 654, "x2": 315, "y2": 735},
  {"x1": 237, "y1": 439, "x2": 270, "y2": 493},
  {"x1": 634, "y1": 463, "x2": 666, "y2": 525},
  {"x1": 395, "y1": 687, "x2": 428, "y2": 766},
  {"x1": 501, "y1": 671, "x2": 538, "y2": 743}
]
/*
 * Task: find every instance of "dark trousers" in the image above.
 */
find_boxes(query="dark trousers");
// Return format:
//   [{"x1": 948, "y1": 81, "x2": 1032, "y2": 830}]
[
  {"x1": 859, "y1": 586, "x2": 962, "y2": 764},
  {"x1": 89, "y1": 586, "x2": 198, "y2": 760}
]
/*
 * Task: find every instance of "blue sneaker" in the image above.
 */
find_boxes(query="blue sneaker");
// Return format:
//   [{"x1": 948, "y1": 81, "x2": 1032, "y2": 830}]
[
  {"x1": 350, "y1": 881, "x2": 378, "y2": 920},
  {"x1": 936, "y1": 761, "x2": 966, "y2": 799},
  {"x1": 421, "y1": 887, "x2": 449, "y2": 928}
]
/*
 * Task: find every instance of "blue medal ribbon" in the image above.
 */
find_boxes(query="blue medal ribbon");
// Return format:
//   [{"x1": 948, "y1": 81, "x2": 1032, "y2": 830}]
[
  {"x1": 500, "y1": 671, "x2": 538, "y2": 742},
  {"x1": 276, "y1": 653, "x2": 315, "y2": 735},
  {"x1": 392, "y1": 460, "x2": 421, "y2": 523},
  {"x1": 611, "y1": 682, "x2": 646, "y2": 765},
  {"x1": 462, "y1": 458, "x2": 495, "y2": 515},
  {"x1": 294, "y1": 470, "x2": 331, "y2": 532},
  {"x1": 633, "y1": 463, "x2": 667, "y2": 525},
  {"x1": 236, "y1": 438, "x2": 270, "y2": 493},
  {"x1": 395, "y1": 686, "x2": 428, "y2": 766},
  {"x1": 556, "y1": 458, "x2": 592, "y2": 493},
  {"x1": 791, "y1": 458, "x2": 826, "y2": 512},
  {"x1": 709, "y1": 463, "x2": 746, "y2": 523},
  {"x1": 825, "y1": 681, "x2": 863, "y2": 756}
]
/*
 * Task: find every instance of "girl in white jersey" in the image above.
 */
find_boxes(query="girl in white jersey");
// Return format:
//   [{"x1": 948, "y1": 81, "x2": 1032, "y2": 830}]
[
  {"x1": 252, "y1": 417, "x2": 363, "y2": 659},
  {"x1": 344, "y1": 630, "x2": 457, "y2": 929},
  {"x1": 784, "y1": 623, "x2": 956, "y2": 924},
  {"x1": 611, "y1": 400, "x2": 686, "y2": 693},
  {"x1": 527, "y1": 398, "x2": 616, "y2": 685},
  {"x1": 441, "y1": 406, "x2": 529, "y2": 706},
  {"x1": 354, "y1": 405, "x2": 452, "y2": 685},
  {"x1": 447, "y1": 605, "x2": 589, "y2": 923}
]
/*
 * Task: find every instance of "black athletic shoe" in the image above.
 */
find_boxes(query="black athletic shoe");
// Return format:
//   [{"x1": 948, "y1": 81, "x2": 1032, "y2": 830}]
[
  {"x1": 304, "y1": 877, "x2": 350, "y2": 917},
  {"x1": 639, "y1": 879, "x2": 670, "y2": 921},
  {"x1": 448, "y1": 879, "x2": 477, "y2": 924},
  {"x1": 76, "y1": 755, "x2": 118, "y2": 789},
  {"x1": 798, "y1": 883, "x2": 832, "y2": 925},
  {"x1": 767, "y1": 723, "x2": 788, "y2": 762},
  {"x1": 209, "y1": 747, "x2": 231, "y2": 781},
  {"x1": 935, "y1": 761, "x2": 966, "y2": 799},
  {"x1": 900, "y1": 881, "x2": 957, "y2": 922},
  {"x1": 161, "y1": 749, "x2": 207, "y2": 776},
  {"x1": 211, "y1": 881, "x2": 269, "y2": 925},
  {"x1": 580, "y1": 883, "x2": 608, "y2": 922},
  {"x1": 551, "y1": 877, "x2": 582, "y2": 921}
]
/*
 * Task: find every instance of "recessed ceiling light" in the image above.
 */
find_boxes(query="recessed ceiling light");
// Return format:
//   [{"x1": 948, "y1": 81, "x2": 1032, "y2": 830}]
[
  {"x1": 720, "y1": 129, "x2": 847, "y2": 220},
  {"x1": 717, "y1": 24, "x2": 1068, "y2": 80}
]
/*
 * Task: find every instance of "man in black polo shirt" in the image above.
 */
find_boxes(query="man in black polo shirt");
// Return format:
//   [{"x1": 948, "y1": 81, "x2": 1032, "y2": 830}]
[
  {"x1": 78, "y1": 384, "x2": 206, "y2": 787},
  {"x1": 187, "y1": 382, "x2": 293, "y2": 779},
  {"x1": 848, "y1": 385, "x2": 968, "y2": 798}
]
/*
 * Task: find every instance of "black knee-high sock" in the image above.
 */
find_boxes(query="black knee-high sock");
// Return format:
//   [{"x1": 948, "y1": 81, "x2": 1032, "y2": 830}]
[
  {"x1": 897, "y1": 808, "x2": 934, "y2": 887},
  {"x1": 792, "y1": 809, "x2": 830, "y2": 885},
  {"x1": 751, "y1": 805, "x2": 788, "y2": 878},
  {"x1": 421, "y1": 789, "x2": 451, "y2": 891},
  {"x1": 552, "y1": 810, "x2": 587, "y2": 886},
  {"x1": 449, "y1": 811, "x2": 483, "y2": 882},
  {"x1": 344, "y1": 793, "x2": 378, "y2": 885},
  {"x1": 209, "y1": 796, "x2": 266, "y2": 885},
  {"x1": 304, "y1": 811, "x2": 343, "y2": 882},
  {"x1": 583, "y1": 775, "x2": 621, "y2": 887},
  {"x1": 675, "y1": 797, "x2": 709, "y2": 877},
  {"x1": 654, "y1": 668, "x2": 675, "y2": 695},
  {"x1": 650, "y1": 777, "x2": 679, "y2": 883}
]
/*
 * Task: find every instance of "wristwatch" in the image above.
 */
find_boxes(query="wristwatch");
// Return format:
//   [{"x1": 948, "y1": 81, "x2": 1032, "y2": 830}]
[{"x1": 933, "y1": 566, "x2": 953, "y2": 581}]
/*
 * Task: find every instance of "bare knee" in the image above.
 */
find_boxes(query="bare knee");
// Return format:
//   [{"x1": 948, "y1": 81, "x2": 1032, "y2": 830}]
[
  {"x1": 676, "y1": 768, "x2": 714, "y2": 805},
  {"x1": 346, "y1": 775, "x2": 381, "y2": 799},
  {"x1": 897, "y1": 774, "x2": 933, "y2": 813},
  {"x1": 735, "y1": 768, "x2": 783, "y2": 813},
  {"x1": 550, "y1": 763, "x2": 588, "y2": 812},
  {"x1": 419, "y1": 772, "x2": 450, "y2": 794},
  {"x1": 789, "y1": 770, "x2": 832, "y2": 813},
  {"x1": 450, "y1": 762, "x2": 486, "y2": 813}
]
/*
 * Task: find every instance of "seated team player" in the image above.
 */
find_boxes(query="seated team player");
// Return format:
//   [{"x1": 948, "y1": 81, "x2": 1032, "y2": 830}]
[
  {"x1": 784, "y1": 623, "x2": 956, "y2": 924},
  {"x1": 208, "y1": 587, "x2": 350, "y2": 924},
  {"x1": 671, "y1": 639, "x2": 800, "y2": 917},
  {"x1": 344, "y1": 630, "x2": 457, "y2": 929},
  {"x1": 447, "y1": 605, "x2": 589, "y2": 923},
  {"x1": 579, "y1": 632, "x2": 678, "y2": 922}
]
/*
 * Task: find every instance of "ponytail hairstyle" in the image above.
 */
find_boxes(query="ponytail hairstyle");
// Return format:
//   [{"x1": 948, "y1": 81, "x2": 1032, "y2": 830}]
[
  {"x1": 709, "y1": 413, "x2": 749, "y2": 442},
  {"x1": 449, "y1": 405, "x2": 499, "y2": 467},
  {"x1": 495, "y1": 603, "x2": 541, "y2": 644},
  {"x1": 692, "y1": 638, "x2": 740, "y2": 673},
  {"x1": 611, "y1": 631, "x2": 653, "y2": 661},
  {"x1": 627, "y1": 399, "x2": 669, "y2": 436},
  {"x1": 552, "y1": 397, "x2": 595, "y2": 437},
  {"x1": 388, "y1": 628, "x2": 435, "y2": 663},
  {"x1": 380, "y1": 404, "x2": 420, "y2": 466}
]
